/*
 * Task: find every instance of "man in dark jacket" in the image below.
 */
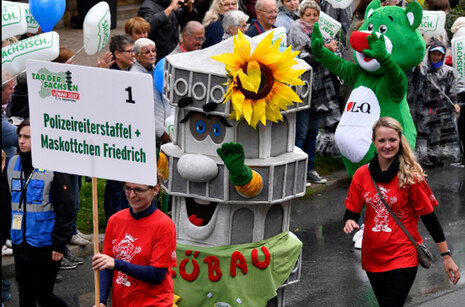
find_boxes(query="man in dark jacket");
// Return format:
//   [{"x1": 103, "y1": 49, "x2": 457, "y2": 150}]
[
  {"x1": 138, "y1": 0, "x2": 198, "y2": 62},
  {"x1": 245, "y1": 0, "x2": 277, "y2": 37},
  {"x1": 1, "y1": 119, "x2": 74, "y2": 306}
]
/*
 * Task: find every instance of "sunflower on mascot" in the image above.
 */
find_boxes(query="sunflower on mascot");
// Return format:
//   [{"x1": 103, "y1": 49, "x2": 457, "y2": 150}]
[{"x1": 212, "y1": 31, "x2": 306, "y2": 128}]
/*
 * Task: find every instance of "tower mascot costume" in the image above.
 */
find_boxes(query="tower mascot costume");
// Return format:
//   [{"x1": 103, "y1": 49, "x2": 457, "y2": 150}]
[{"x1": 311, "y1": 0, "x2": 425, "y2": 176}]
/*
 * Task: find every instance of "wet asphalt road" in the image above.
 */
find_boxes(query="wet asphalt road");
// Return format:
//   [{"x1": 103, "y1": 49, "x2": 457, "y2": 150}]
[{"x1": 3, "y1": 165, "x2": 464, "y2": 306}]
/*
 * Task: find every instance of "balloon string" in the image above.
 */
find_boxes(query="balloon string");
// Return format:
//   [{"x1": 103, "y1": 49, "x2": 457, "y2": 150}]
[
  {"x1": 67, "y1": 46, "x2": 84, "y2": 64},
  {"x1": 2, "y1": 69, "x2": 26, "y2": 86}
]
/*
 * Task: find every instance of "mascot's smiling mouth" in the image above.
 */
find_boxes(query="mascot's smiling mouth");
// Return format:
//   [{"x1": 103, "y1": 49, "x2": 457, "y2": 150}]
[{"x1": 350, "y1": 31, "x2": 393, "y2": 72}]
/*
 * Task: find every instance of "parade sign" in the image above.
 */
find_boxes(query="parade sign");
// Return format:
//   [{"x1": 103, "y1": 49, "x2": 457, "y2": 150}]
[
  {"x1": 26, "y1": 60, "x2": 157, "y2": 185},
  {"x1": 326, "y1": 0, "x2": 353, "y2": 9},
  {"x1": 418, "y1": 10, "x2": 446, "y2": 36},
  {"x1": 319, "y1": 12, "x2": 342, "y2": 40},
  {"x1": 2, "y1": 2, "x2": 27, "y2": 40},
  {"x1": 452, "y1": 37, "x2": 465, "y2": 81},
  {"x1": 173, "y1": 231, "x2": 302, "y2": 307},
  {"x1": 3, "y1": 1, "x2": 40, "y2": 34}
]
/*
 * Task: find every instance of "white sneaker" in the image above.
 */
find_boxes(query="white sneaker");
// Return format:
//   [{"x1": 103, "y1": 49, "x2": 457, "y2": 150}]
[
  {"x1": 77, "y1": 230, "x2": 92, "y2": 241},
  {"x1": 307, "y1": 170, "x2": 327, "y2": 184},
  {"x1": 69, "y1": 234, "x2": 89, "y2": 246},
  {"x1": 2, "y1": 245, "x2": 13, "y2": 256},
  {"x1": 5, "y1": 239, "x2": 12, "y2": 248}
]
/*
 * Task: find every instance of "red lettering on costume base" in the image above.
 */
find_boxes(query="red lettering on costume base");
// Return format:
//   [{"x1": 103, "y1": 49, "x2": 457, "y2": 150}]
[
  {"x1": 252, "y1": 246, "x2": 271, "y2": 269},
  {"x1": 230, "y1": 251, "x2": 248, "y2": 277},
  {"x1": 203, "y1": 256, "x2": 222, "y2": 282}
]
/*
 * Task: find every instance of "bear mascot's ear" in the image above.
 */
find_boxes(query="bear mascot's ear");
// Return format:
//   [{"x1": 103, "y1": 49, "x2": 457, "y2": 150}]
[
  {"x1": 364, "y1": 0, "x2": 381, "y2": 21},
  {"x1": 405, "y1": 1, "x2": 423, "y2": 30}
]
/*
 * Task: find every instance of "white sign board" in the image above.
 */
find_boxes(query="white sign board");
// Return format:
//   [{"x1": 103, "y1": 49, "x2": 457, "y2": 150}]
[
  {"x1": 319, "y1": 12, "x2": 342, "y2": 40},
  {"x1": 451, "y1": 37, "x2": 465, "y2": 81},
  {"x1": 418, "y1": 10, "x2": 446, "y2": 36},
  {"x1": 26, "y1": 60, "x2": 157, "y2": 185},
  {"x1": 326, "y1": 0, "x2": 353, "y2": 9}
]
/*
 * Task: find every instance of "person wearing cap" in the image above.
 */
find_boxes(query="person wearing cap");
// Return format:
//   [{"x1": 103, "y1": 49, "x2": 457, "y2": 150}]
[{"x1": 407, "y1": 40, "x2": 461, "y2": 168}]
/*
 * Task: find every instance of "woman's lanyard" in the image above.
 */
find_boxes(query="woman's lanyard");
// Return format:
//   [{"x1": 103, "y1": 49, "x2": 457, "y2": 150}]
[{"x1": 19, "y1": 168, "x2": 37, "y2": 210}]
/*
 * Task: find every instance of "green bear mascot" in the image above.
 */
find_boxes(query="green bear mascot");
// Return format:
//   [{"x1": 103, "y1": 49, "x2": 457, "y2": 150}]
[{"x1": 311, "y1": 0, "x2": 425, "y2": 176}]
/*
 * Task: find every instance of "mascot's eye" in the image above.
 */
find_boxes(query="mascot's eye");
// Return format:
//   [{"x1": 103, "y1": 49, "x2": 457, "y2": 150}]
[
  {"x1": 378, "y1": 25, "x2": 387, "y2": 33},
  {"x1": 195, "y1": 120, "x2": 206, "y2": 134},
  {"x1": 212, "y1": 123, "x2": 222, "y2": 137},
  {"x1": 367, "y1": 24, "x2": 374, "y2": 31}
]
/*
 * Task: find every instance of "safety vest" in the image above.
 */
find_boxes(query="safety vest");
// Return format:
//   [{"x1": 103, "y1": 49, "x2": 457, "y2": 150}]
[{"x1": 7, "y1": 155, "x2": 55, "y2": 247}]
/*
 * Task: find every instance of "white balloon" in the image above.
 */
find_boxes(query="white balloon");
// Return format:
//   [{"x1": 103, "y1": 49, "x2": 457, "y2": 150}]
[
  {"x1": 83, "y1": 1, "x2": 111, "y2": 55},
  {"x1": 2, "y1": 3, "x2": 28, "y2": 40},
  {"x1": 165, "y1": 115, "x2": 175, "y2": 138},
  {"x1": 325, "y1": 0, "x2": 353, "y2": 9},
  {"x1": 1, "y1": 31, "x2": 60, "y2": 75},
  {"x1": 3, "y1": 1, "x2": 40, "y2": 35}
]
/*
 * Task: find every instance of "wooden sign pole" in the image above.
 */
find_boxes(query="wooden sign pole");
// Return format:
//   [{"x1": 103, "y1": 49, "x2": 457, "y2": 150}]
[{"x1": 92, "y1": 177, "x2": 100, "y2": 306}]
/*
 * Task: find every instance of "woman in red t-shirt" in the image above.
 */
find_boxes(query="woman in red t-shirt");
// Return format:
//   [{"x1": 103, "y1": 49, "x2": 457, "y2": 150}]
[
  {"x1": 343, "y1": 117, "x2": 460, "y2": 306},
  {"x1": 92, "y1": 182, "x2": 177, "y2": 307}
]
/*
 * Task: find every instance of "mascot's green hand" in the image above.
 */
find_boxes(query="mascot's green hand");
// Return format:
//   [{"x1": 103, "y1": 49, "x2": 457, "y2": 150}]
[
  {"x1": 363, "y1": 33, "x2": 389, "y2": 63},
  {"x1": 310, "y1": 22, "x2": 325, "y2": 58},
  {"x1": 217, "y1": 142, "x2": 253, "y2": 186}
]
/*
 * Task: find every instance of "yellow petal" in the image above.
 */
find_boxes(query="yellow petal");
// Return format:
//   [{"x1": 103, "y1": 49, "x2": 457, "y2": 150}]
[
  {"x1": 242, "y1": 99, "x2": 253, "y2": 125},
  {"x1": 235, "y1": 31, "x2": 251, "y2": 63},
  {"x1": 273, "y1": 82, "x2": 302, "y2": 104},
  {"x1": 251, "y1": 99, "x2": 266, "y2": 127},
  {"x1": 251, "y1": 32, "x2": 273, "y2": 61},
  {"x1": 247, "y1": 60, "x2": 261, "y2": 91},
  {"x1": 238, "y1": 70, "x2": 258, "y2": 93},
  {"x1": 231, "y1": 89, "x2": 245, "y2": 114},
  {"x1": 211, "y1": 53, "x2": 241, "y2": 70}
]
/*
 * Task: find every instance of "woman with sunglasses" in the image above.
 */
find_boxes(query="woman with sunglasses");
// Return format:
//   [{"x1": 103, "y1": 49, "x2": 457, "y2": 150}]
[{"x1": 92, "y1": 181, "x2": 176, "y2": 307}]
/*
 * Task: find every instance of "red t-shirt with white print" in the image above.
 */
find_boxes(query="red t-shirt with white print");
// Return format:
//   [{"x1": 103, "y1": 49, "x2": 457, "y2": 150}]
[
  {"x1": 103, "y1": 208, "x2": 177, "y2": 307},
  {"x1": 345, "y1": 165, "x2": 438, "y2": 272}
]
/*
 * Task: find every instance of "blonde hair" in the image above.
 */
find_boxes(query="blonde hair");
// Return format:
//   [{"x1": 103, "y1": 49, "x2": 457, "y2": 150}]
[
  {"x1": 299, "y1": 0, "x2": 320, "y2": 17},
  {"x1": 203, "y1": 0, "x2": 239, "y2": 27},
  {"x1": 372, "y1": 117, "x2": 426, "y2": 188}
]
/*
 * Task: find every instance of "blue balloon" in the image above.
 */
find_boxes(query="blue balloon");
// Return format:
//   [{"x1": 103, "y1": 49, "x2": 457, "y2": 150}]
[
  {"x1": 153, "y1": 57, "x2": 165, "y2": 94},
  {"x1": 29, "y1": 0, "x2": 66, "y2": 33}
]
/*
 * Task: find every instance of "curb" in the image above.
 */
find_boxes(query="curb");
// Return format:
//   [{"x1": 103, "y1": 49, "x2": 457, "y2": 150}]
[{"x1": 306, "y1": 169, "x2": 351, "y2": 195}]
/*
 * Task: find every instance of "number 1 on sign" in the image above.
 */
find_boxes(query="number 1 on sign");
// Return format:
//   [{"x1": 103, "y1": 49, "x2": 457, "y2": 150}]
[{"x1": 125, "y1": 86, "x2": 135, "y2": 104}]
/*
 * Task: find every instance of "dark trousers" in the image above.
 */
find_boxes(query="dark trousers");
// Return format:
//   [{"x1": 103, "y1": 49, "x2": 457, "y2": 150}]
[
  {"x1": 15, "y1": 256, "x2": 68, "y2": 307},
  {"x1": 295, "y1": 110, "x2": 321, "y2": 171},
  {"x1": 104, "y1": 180, "x2": 129, "y2": 222},
  {"x1": 367, "y1": 266, "x2": 418, "y2": 307}
]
